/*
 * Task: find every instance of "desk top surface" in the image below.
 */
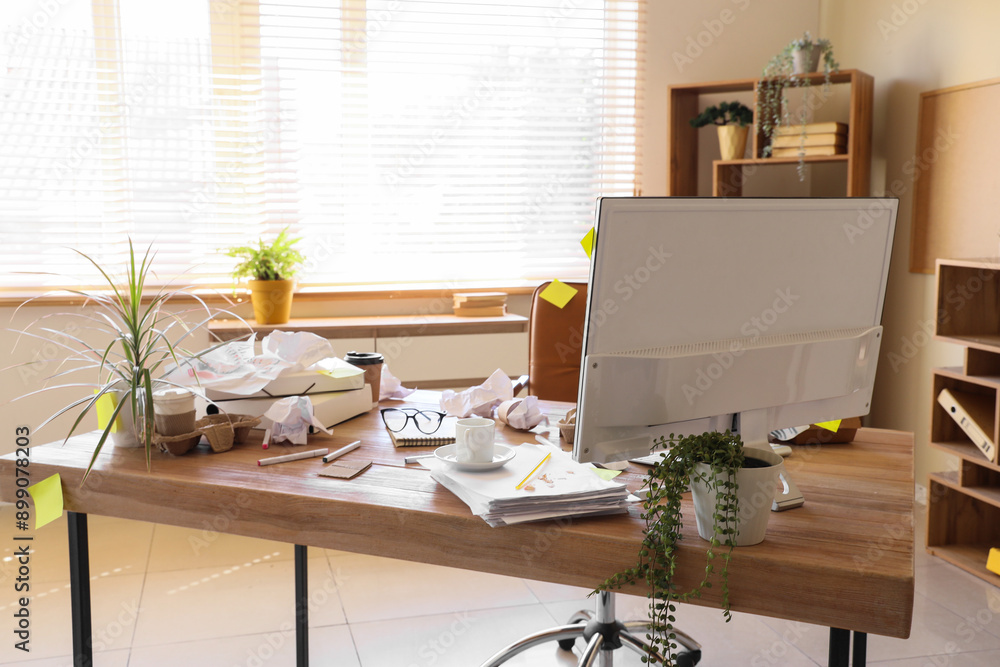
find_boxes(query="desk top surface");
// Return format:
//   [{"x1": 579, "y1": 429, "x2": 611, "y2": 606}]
[{"x1": 1, "y1": 393, "x2": 914, "y2": 638}]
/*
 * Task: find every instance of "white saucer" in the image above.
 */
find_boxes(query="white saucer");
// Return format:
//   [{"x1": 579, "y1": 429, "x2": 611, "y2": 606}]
[{"x1": 434, "y1": 444, "x2": 516, "y2": 471}]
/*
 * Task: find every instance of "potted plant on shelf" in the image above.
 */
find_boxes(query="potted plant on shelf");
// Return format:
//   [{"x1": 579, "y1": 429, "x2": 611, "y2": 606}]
[
  {"x1": 757, "y1": 32, "x2": 840, "y2": 179},
  {"x1": 599, "y1": 430, "x2": 782, "y2": 665},
  {"x1": 224, "y1": 226, "x2": 304, "y2": 325},
  {"x1": 5, "y1": 241, "x2": 224, "y2": 480},
  {"x1": 689, "y1": 101, "x2": 754, "y2": 161}
]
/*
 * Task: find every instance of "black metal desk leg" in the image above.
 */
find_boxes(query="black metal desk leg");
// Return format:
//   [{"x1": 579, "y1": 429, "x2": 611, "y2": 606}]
[
  {"x1": 295, "y1": 544, "x2": 309, "y2": 667},
  {"x1": 67, "y1": 512, "x2": 93, "y2": 667},
  {"x1": 829, "y1": 628, "x2": 850, "y2": 667},
  {"x1": 853, "y1": 631, "x2": 867, "y2": 666}
]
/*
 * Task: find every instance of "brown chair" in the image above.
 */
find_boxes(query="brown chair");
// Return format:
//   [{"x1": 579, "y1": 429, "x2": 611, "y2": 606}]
[{"x1": 513, "y1": 280, "x2": 589, "y2": 401}]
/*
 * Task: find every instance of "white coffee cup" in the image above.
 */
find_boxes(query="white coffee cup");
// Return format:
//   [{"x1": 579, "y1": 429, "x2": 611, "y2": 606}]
[
  {"x1": 455, "y1": 418, "x2": 495, "y2": 463},
  {"x1": 152, "y1": 387, "x2": 196, "y2": 436}
]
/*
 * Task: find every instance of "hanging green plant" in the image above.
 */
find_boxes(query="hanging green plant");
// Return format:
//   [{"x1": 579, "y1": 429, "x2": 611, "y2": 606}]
[{"x1": 598, "y1": 430, "x2": 746, "y2": 665}]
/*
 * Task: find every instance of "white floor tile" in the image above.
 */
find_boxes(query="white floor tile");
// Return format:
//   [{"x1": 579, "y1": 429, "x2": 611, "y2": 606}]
[
  {"x1": 1, "y1": 650, "x2": 130, "y2": 667},
  {"x1": 0, "y1": 573, "x2": 144, "y2": 663},
  {"x1": 132, "y1": 556, "x2": 346, "y2": 647},
  {"x1": 145, "y1": 522, "x2": 293, "y2": 573},
  {"x1": 870, "y1": 649, "x2": 1000, "y2": 666},
  {"x1": 129, "y1": 624, "x2": 359, "y2": 667},
  {"x1": 333, "y1": 553, "x2": 537, "y2": 624},
  {"x1": 351, "y1": 604, "x2": 574, "y2": 667}
]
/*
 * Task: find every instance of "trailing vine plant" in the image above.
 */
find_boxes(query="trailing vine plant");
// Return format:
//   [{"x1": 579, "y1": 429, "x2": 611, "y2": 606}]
[
  {"x1": 757, "y1": 32, "x2": 839, "y2": 180},
  {"x1": 598, "y1": 431, "x2": 746, "y2": 665}
]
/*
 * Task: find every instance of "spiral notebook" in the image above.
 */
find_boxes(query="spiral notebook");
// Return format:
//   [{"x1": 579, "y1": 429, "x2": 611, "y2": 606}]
[{"x1": 387, "y1": 418, "x2": 457, "y2": 448}]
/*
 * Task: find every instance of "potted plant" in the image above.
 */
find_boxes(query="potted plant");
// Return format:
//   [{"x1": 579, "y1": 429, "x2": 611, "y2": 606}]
[
  {"x1": 689, "y1": 101, "x2": 753, "y2": 161},
  {"x1": 224, "y1": 226, "x2": 304, "y2": 325},
  {"x1": 599, "y1": 430, "x2": 782, "y2": 665},
  {"x1": 757, "y1": 32, "x2": 840, "y2": 178},
  {"x1": 5, "y1": 242, "x2": 224, "y2": 480}
]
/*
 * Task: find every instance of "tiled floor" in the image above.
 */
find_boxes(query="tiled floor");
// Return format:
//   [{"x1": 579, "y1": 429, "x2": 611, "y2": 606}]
[{"x1": 3, "y1": 504, "x2": 1000, "y2": 666}]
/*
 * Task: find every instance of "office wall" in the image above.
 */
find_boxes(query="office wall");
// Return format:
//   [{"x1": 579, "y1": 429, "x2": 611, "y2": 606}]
[{"x1": 819, "y1": 0, "x2": 1000, "y2": 490}]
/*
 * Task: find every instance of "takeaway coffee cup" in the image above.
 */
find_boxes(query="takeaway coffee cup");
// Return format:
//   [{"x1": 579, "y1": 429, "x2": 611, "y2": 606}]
[
  {"x1": 455, "y1": 417, "x2": 495, "y2": 463},
  {"x1": 344, "y1": 351, "x2": 384, "y2": 408},
  {"x1": 152, "y1": 388, "x2": 196, "y2": 436}
]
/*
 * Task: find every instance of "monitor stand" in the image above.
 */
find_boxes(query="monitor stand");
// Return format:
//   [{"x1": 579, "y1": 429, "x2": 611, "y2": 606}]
[{"x1": 737, "y1": 410, "x2": 805, "y2": 512}]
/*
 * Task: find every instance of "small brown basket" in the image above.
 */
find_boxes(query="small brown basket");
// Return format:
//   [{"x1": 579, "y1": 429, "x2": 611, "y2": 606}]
[{"x1": 154, "y1": 413, "x2": 261, "y2": 456}]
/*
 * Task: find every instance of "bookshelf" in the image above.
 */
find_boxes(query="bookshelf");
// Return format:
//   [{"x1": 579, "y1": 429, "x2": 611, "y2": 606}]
[
  {"x1": 667, "y1": 69, "x2": 873, "y2": 197},
  {"x1": 927, "y1": 258, "x2": 1000, "y2": 585}
]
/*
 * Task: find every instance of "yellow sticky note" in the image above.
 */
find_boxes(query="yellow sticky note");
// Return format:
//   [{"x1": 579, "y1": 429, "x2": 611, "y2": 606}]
[
  {"x1": 94, "y1": 390, "x2": 119, "y2": 433},
  {"x1": 591, "y1": 467, "x2": 622, "y2": 481},
  {"x1": 987, "y1": 548, "x2": 1000, "y2": 576},
  {"x1": 581, "y1": 227, "x2": 595, "y2": 259},
  {"x1": 318, "y1": 368, "x2": 363, "y2": 379},
  {"x1": 815, "y1": 420, "x2": 842, "y2": 433},
  {"x1": 27, "y1": 474, "x2": 64, "y2": 529},
  {"x1": 539, "y1": 279, "x2": 578, "y2": 309}
]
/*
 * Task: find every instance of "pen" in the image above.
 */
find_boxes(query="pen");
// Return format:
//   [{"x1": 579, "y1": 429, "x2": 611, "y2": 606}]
[
  {"x1": 258, "y1": 448, "x2": 328, "y2": 467},
  {"x1": 404, "y1": 454, "x2": 435, "y2": 464},
  {"x1": 322, "y1": 440, "x2": 361, "y2": 463},
  {"x1": 262, "y1": 427, "x2": 271, "y2": 450},
  {"x1": 516, "y1": 452, "x2": 551, "y2": 490}
]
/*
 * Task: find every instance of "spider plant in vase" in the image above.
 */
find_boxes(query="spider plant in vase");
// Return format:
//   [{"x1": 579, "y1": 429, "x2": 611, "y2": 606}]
[{"x1": 6, "y1": 241, "x2": 226, "y2": 480}]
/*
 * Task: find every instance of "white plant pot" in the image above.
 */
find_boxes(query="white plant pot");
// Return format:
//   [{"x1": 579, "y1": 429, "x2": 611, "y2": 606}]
[
  {"x1": 690, "y1": 448, "x2": 784, "y2": 546},
  {"x1": 108, "y1": 390, "x2": 143, "y2": 449}
]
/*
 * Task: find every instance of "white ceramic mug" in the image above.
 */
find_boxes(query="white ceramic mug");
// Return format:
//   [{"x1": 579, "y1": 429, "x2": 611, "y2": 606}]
[{"x1": 455, "y1": 418, "x2": 495, "y2": 463}]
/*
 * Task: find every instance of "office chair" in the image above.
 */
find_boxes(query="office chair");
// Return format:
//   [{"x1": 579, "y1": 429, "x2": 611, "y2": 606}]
[{"x1": 486, "y1": 281, "x2": 702, "y2": 666}]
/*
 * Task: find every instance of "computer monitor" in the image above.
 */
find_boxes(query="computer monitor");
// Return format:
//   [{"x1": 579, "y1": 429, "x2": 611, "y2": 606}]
[{"x1": 573, "y1": 197, "x2": 897, "y2": 470}]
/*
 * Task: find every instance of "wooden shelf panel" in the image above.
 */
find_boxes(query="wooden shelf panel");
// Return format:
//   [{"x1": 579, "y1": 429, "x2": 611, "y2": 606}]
[
  {"x1": 716, "y1": 154, "x2": 850, "y2": 166},
  {"x1": 668, "y1": 69, "x2": 867, "y2": 94},
  {"x1": 925, "y1": 543, "x2": 1000, "y2": 585},
  {"x1": 930, "y1": 471, "x2": 1000, "y2": 510},
  {"x1": 936, "y1": 334, "x2": 1000, "y2": 354},
  {"x1": 930, "y1": 440, "x2": 1000, "y2": 471}
]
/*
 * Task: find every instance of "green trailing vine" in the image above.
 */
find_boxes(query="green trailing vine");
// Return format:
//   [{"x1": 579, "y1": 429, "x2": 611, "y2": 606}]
[
  {"x1": 757, "y1": 32, "x2": 840, "y2": 180},
  {"x1": 598, "y1": 431, "x2": 746, "y2": 666}
]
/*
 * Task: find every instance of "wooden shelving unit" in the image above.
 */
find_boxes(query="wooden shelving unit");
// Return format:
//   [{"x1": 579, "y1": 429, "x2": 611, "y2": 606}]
[
  {"x1": 668, "y1": 69, "x2": 873, "y2": 197},
  {"x1": 927, "y1": 258, "x2": 1000, "y2": 584}
]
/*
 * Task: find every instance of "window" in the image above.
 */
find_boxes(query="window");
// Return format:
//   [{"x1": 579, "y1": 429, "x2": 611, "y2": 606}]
[{"x1": 0, "y1": 0, "x2": 645, "y2": 290}]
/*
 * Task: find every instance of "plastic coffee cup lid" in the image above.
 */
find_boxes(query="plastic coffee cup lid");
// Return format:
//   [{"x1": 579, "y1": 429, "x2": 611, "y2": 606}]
[{"x1": 345, "y1": 351, "x2": 384, "y2": 365}]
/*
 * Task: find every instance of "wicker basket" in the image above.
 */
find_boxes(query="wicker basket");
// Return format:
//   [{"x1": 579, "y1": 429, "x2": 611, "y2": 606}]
[{"x1": 154, "y1": 413, "x2": 261, "y2": 456}]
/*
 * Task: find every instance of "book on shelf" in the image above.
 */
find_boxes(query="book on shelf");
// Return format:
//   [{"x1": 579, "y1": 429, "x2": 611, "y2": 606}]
[
  {"x1": 774, "y1": 121, "x2": 847, "y2": 137},
  {"x1": 387, "y1": 418, "x2": 457, "y2": 447},
  {"x1": 453, "y1": 304, "x2": 507, "y2": 317},
  {"x1": 771, "y1": 145, "x2": 847, "y2": 158},
  {"x1": 772, "y1": 133, "x2": 848, "y2": 149},
  {"x1": 453, "y1": 292, "x2": 507, "y2": 308},
  {"x1": 937, "y1": 388, "x2": 997, "y2": 462}
]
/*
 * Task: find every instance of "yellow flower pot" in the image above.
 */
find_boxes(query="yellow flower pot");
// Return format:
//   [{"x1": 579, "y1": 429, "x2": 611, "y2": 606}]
[
  {"x1": 249, "y1": 279, "x2": 295, "y2": 324},
  {"x1": 717, "y1": 125, "x2": 749, "y2": 161}
]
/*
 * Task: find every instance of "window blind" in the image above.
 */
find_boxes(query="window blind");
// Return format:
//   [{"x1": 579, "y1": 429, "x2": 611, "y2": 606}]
[{"x1": 0, "y1": 0, "x2": 645, "y2": 290}]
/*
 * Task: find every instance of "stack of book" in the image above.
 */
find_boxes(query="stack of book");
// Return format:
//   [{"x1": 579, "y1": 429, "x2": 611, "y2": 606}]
[
  {"x1": 770, "y1": 121, "x2": 847, "y2": 158},
  {"x1": 422, "y1": 443, "x2": 631, "y2": 526},
  {"x1": 453, "y1": 292, "x2": 507, "y2": 317}
]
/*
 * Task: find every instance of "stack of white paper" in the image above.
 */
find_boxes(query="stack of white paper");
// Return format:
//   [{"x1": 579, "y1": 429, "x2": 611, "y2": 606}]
[{"x1": 421, "y1": 443, "x2": 631, "y2": 527}]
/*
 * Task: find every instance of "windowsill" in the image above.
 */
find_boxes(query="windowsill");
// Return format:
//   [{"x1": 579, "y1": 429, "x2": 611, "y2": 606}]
[{"x1": 0, "y1": 280, "x2": 558, "y2": 309}]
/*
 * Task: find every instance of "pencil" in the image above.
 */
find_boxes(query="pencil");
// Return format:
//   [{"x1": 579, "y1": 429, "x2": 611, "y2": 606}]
[
  {"x1": 322, "y1": 440, "x2": 361, "y2": 463},
  {"x1": 258, "y1": 448, "x2": 328, "y2": 466},
  {"x1": 515, "y1": 452, "x2": 551, "y2": 490}
]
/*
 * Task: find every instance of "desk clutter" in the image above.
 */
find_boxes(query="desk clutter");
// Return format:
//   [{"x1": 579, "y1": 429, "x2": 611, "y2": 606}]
[
  {"x1": 421, "y1": 442, "x2": 631, "y2": 526},
  {"x1": 452, "y1": 291, "x2": 508, "y2": 317}
]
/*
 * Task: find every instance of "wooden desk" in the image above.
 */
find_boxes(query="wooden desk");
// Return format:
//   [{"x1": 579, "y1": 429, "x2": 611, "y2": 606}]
[{"x1": 1, "y1": 395, "x2": 914, "y2": 666}]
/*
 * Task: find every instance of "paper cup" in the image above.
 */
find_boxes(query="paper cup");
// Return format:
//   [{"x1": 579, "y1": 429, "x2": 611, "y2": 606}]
[{"x1": 153, "y1": 388, "x2": 196, "y2": 436}]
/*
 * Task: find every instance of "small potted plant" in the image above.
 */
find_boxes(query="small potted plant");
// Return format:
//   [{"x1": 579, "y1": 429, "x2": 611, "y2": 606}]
[
  {"x1": 5, "y1": 241, "x2": 224, "y2": 480},
  {"x1": 599, "y1": 430, "x2": 782, "y2": 665},
  {"x1": 757, "y1": 32, "x2": 840, "y2": 178},
  {"x1": 689, "y1": 100, "x2": 754, "y2": 161},
  {"x1": 224, "y1": 226, "x2": 304, "y2": 325}
]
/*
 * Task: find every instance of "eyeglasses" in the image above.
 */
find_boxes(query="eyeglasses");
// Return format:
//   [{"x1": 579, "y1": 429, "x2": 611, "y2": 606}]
[{"x1": 380, "y1": 407, "x2": 446, "y2": 434}]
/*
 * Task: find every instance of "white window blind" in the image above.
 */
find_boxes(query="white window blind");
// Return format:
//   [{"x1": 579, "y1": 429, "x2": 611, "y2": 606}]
[{"x1": 0, "y1": 0, "x2": 645, "y2": 290}]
